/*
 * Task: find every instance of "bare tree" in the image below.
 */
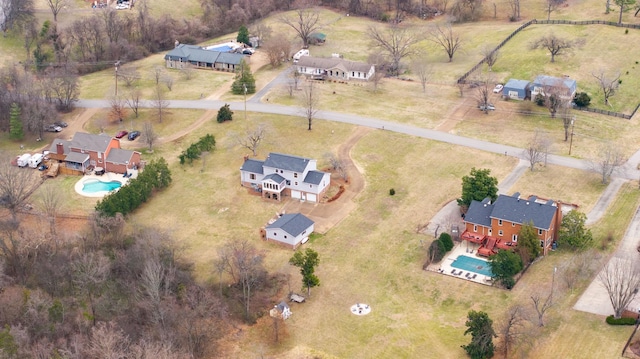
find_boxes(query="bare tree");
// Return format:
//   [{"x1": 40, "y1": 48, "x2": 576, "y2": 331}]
[
  {"x1": 45, "y1": 0, "x2": 69, "y2": 23},
  {"x1": 559, "y1": 107, "x2": 573, "y2": 142},
  {"x1": 0, "y1": 156, "x2": 41, "y2": 222},
  {"x1": 367, "y1": 51, "x2": 386, "y2": 92},
  {"x1": 235, "y1": 124, "x2": 268, "y2": 156},
  {"x1": 118, "y1": 66, "x2": 139, "y2": 88},
  {"x1": 368, "y1": 25, "x2": 419, "y2": 76},
  {"x1": 474, "y1": 75, "x2": 493, "y2": 113},
  {"x1": 279, "y1": 6, "x2": 321, "y2": 48},
  {"x1": 46, "y1": 65, "x2": 79, "y2": 112},
  {"x1": 72, "y1": 252, "x2": 110, "y2": 326},
  {"x1": 523, "y1": 130, "x2": 550, "y2": 171},
  {"x1": 152, "y1": 85, "x2": 169, "y2": 123},
  {"x1": 36, "y1": 183, "x2": 63, "y2": 242},
  {"x1": 430, "y1": 23, "x2": 463, "y2": 62},
  {"x1": 530, "y1": 288, "x2": 553, "y2": 327},
  {"x1": 142, "y1": 121, "x2": 158, "y2": 151},
  {"x1": 300, "y1": 81, "x2": 319, "y2": 131},
  {"x1": 546, "y1": 0, "x2": 567, "y2": 20},
  {"x1": 1, "y1": 0, "x2": 35, "y2": 33},
  {"x1": 592, "y1": 70, "x2": 620, "y2": 106},
  {"x1": 180, "y1": 66, "x2": 194, "y2": 81},
  {"x1": 536, "y1": 80, "x2": 570, "y2": 118},
  {"x1": 324, "y1": 152, "x2": 347, "y2": 180},
  {"x1": 591, "y1": 143, "x2": 625, "y2": 184},
  {"x1": 124, "y1": 88, "x2": 141, "y2": 118},
  {"x1": 162, "y1": 75, "x2": 173, "y2": 91},
  {"x1": 410, "y1": 57, "x2": 431, "y2": 93},
  {"x1": 560, "y1": 249, "x2": 601, "y2": 292},
  {"x1": 498, "y1": 305, "x2": 528, "y2": 358},
  {"x1": 87, "y1": 322, "x2": 129, "y2": 358},
  {"x1": 599, "y1": 258, "x2": 640, "y2": 318},
  {"x1": 480, "y1": 45, "x2": 499, "y2": 72},
  {"x1": 263, "y1": 33, "x2": 290, "y2": 67},
  {"x1": 507, "y1": 0, "x2": 521, "y2": 20},
  {"x1": 152, "y1": 66, "x2": 164, "y2": 85},
  {"x1": 531, "y1": 34, "x2": 575, "y2": 63},
  {"x1": 109, "y1": 96, "x2": 127, "y2": 123}
]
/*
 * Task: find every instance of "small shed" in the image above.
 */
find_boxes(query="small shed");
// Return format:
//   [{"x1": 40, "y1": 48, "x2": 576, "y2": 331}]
[
  {"x1": 270, "y1": 301, "x2": 292, "y2": 320},
  {"x1": 265, "y1": 213, "x2": 314, "y2": 249},
  {"x1": 503, "y1": 79, "x2": 531, "y2": 100},
  {"x1": 308, "y1": 32, "x2": 326, "y2": 45}
]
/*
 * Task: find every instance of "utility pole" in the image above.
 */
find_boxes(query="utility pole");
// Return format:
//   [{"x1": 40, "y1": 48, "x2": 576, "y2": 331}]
[
  {"x1": 568, "y1": 117, "x2": 575, "y2": 155},
  {"x1": 243, "y1": 83, "x2": 247, "y2": 121},
  {"x1": 114, "y1": 60, "x2": 121, "y2": 96}
]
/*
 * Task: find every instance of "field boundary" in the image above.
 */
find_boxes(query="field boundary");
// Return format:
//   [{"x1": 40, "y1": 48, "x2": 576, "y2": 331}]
[{"x1": 456, "y1": 18, "x2": 640, "y2": 119}]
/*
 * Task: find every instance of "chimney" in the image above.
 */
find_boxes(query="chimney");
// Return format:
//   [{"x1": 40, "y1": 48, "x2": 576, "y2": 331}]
[
  {"x1": 56, "y1": 143, "x2": 64, "y2": 155},
  {"x1": 243, "y1": 155, "x2": 249, "y2": 162}
]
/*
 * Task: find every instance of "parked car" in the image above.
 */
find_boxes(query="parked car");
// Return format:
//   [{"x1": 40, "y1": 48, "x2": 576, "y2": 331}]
[
  {"x1": 242, "y1": 48, "x2": 255, "y2": 55},
  {"x1": 115, "y1": 130, "x2": 128, "y2": 139},
  {"x1": 478, "y1": 104, "x2": 496, "y2": 111},
  {"x1": 53, "y1": 121, "x2": 68, "y2": 127},
  {"x1": 45, "y1": 124, "x2": 62, "y2": 132},
  {"x1": 493, "y1": 84, "x2": 504, "y2": 93},
  {"x1": 128, "y1": 131, "x2": 141, "y2": 141},
  {"x1": 115, "y1": 3, "x2": 129, "y2": 9},
  {"x1": 38, "y1": 164, "x2": 49, "y2": 171}
]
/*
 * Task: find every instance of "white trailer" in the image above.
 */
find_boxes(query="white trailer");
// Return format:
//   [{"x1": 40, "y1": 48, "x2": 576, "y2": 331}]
[
  {"x1": 17, "y1": 154, "x2": 32, "y2": 167},
  {"x1": 293, "y1": 49, "x2": 309, "y2": 63},
  {"x1": 28, "y1": 153, "x2": 44, "y2": 168}
]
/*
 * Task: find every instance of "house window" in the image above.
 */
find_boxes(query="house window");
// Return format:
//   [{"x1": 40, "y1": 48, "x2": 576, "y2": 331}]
[
  {"x1": 352, "y1": 72, "x2": 355, "y2": 77},
  {"x1": 284, "y1": 235, "x2": 287, "y2": 239},
  {"x1": 294, "y1": 173, "x2": 298, "y2": 178},
  {"x1": 512, "y1": 234, "x2": 518, "y2": 242},
  {"x1": 302, "y1": 230, "x2": 307, "y2": 235},
  {"x1": 295, "y1": 182, "x2": 298, "y2": 186},
  {"x1": 250, "y1": 174, "x2": 256, "y2": 180},
  {"x1": 498, "y1": 230, "x2": 503, "y2": 236},
  {"x1": 540, "y1": 240, "x2": 544, "y2": 247},
  {"x1": 310, "y1": 184, "x2": 312, "y2": 188},
  {"x1": 473, "y1": 225, "x2": 477, "y2": 232},
  {"x1": 538, "y1": 229, "x2": 543, "y2": 235},
  {"x1": 498, "y1": 219, "x2": 503, "y2": 226},
  {"x1": 286, "y1": 180, "x2": 291, "y2": 185},
  {"x1": 273, "y1": 232, "x2": 277, "y2": 236},
  {"x1": 512, "y1": 222, "x2": 515, "y2": 227}
]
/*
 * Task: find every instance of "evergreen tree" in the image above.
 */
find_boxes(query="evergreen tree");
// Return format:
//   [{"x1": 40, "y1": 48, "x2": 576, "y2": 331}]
[
  {"x1": 462, "y1": 310, "x2": 497, "y2": 359},
  {"x1": 217, "y1": 104, "x2": 233, "y2": 123},
  {"x1": 457, "y1": 168, "x2": 499, "y2": 209},
  {"x1": 488, "y1": 250, "x2": 523, "y2": 288},
  {"x1": 558, "y1": 210, "x2": 593, "y2": 250},
  {"x1": 439, "y1": 233, "x2": 454, "y2": 252},
  {"x1": 9, "y1": 103, "x2": 24, "y2": 140},
  {"x1": 237, "y1": 25, "x2": 250, "y2": 45},
  {"x1": 289, "y1": 248, "x2": 320, "y2": 296},
  {"x1": 516, "y1": 221, "x2": 541, "y2": 264},
  {"x1": 231, "y1": 60, "x2": 256, "y2": 95}
]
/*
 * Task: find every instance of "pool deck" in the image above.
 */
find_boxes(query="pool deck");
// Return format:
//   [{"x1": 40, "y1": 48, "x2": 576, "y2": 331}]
[
  {"x1": 426, "y1": 241, "x2": 494, "y2": 286},
  {"x1": 74, "y1": 170, "x2": 138, "y2": 198}
]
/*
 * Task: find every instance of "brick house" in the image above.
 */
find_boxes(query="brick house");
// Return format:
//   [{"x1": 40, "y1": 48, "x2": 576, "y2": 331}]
[
  {"x1": 461, "y1": 193, "x2": 563, "y2": 256},
  {"x1": 240, "y1": 153, "x2": 330, "y2": 203},
  {"x1": 164, "y1": 44, "x2": 247, "y2": 72},
  {"x1": 48, "y1": 132, "x2": 141, "y2": 175}
]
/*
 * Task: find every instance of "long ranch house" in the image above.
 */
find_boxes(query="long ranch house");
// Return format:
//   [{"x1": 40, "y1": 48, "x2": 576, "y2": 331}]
[{"x1": 296, "y1": 56, "x2": 375, "y2": 81}]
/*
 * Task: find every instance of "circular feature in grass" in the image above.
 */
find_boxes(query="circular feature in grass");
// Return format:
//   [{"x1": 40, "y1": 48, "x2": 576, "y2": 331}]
[{"x1": 350, "y1": 303, "x2": 371, "y2": 316}]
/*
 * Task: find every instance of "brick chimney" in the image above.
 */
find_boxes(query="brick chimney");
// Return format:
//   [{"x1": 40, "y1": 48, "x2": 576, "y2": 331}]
[{"x1": 56, "y1": 143, "x2": 64, "y2": 155}]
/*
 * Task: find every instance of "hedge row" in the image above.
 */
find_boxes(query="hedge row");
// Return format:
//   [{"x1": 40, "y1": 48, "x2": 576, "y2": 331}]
[
  {"x1": 95, "y1": 158, "x2": 172, "y2": 217},
  {"x1": 606, "y1": 316, "x2": 637, "y2": 325}
]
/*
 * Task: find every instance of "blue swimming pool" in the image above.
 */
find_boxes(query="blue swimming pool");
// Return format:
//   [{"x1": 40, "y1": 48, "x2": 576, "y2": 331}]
[
  {"x1": 451, "y1": 255, "x2": 493, "y2": 277},
  {"x1": 82, "y1": 180, "x2": 122, "y2": 193},
  {"x1": 212, "y1": 45, "x2": 233, "y2": 52}
]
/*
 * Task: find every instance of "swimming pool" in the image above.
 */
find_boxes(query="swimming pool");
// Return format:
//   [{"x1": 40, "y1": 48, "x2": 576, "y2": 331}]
[
  {"x1": 211, "y1": 45, "x2": 233, "y2": 52},
  {"x1": 451, "y1": 255, "x2": 493, "y2": 277},
  {"x1": 82, "y1": 179, "x2": 122, "y2": 193}
]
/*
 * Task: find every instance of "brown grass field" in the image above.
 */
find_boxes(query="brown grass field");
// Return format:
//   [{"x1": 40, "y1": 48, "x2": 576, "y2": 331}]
[{"x1": 7, "y1": 1, "x2": 640, "y2": 358}]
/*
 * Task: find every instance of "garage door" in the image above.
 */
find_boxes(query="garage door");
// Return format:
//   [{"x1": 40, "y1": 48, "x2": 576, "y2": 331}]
[
  {"x1": 306, "y1": 193, "x2": 317, "y2": 202},
  {"x1": 291, "y1": 190, "x2": 301, "y2": 199}
]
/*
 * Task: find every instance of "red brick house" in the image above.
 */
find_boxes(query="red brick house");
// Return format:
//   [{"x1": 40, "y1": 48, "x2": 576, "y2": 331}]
[
  {"x1": 48, "y1": 132, "x2": 141, "y2": 175},
  {"x1": 461, "y1": 193, "x2": 563, "y2": 256}
]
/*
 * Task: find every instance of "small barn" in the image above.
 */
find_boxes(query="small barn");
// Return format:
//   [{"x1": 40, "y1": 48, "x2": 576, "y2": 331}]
[
  {"x1": 265, "y1": 213, "x2": 314, "y2": 249},
  {"x1": 270, "y1": 301, "x2": 292, "y2": 320},
  {"x1": 502, "y1": 79, "x2": 531, "y2": 100}
]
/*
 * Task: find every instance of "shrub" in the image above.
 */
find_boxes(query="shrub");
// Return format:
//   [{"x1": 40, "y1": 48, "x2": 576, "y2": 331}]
[
  {"x1": 439, "y1": 233, "x2": 454, "y2": 252},
  {"x1": 573, "y1": 92, "x2": 591, "y2": 107},
  {"x1": 429, "y1": 240, "x2": 446, "y2": 263},
  {"x1": 217, "y1": 104, "x2": 233, "y2": 123},
  {"x1": 389, "y1": 188, "x2": 395, "y2": 196},
  {"x1": 501, "y1": 276, "x2": 515, "y2": 289},
  {"x1": 534, "y1": 93, "x2": 545, "y2": 106},
  {"x1": 606, "y1": 316, "x2": 636, "y2": 325}
]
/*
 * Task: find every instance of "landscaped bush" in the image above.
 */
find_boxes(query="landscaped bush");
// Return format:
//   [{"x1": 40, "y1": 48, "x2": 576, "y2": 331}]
[
  {"x1": 574, "y1": 92, "x2": 591, "y2": 107},
  {"x1": 389, "y1": 188, "x2": 395, "y2": 196},
  {"x1": 216, "y1": 104, "x2": 233, "y2": 123},
  {"x1": 606, "y1": 316, "x2": 637, "y2": 325},
  {"x1": 439, "y1": 233, "x2": 454, "y2": 252},
  {"x1": 429, "y1": 240, "x2": 446, "y2": 263},
  {"x1": 179, "y1": 134, "x2": 216, "y2": 165},
  {"x1": 95, "y1": 158, "x2": 172, "y2": 217}
]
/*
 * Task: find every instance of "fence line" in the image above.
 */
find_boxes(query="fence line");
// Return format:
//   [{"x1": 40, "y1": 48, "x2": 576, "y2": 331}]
[{"x1": 456, "y1": 18, "x2": 640, "y2": 120}]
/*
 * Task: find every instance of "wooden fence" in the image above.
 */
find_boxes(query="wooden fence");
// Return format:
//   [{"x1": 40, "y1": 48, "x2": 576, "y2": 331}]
[{"x1": 456, "y1": 18, "x2": 640, "y2": 120}]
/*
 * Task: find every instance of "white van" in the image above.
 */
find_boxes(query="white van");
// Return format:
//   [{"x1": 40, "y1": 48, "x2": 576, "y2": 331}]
[
  {"x1": 17, "y1": 154, "x2": 32, "y2": 167},
  {"x1": 28, "y1": 153, "x2": 44, "y2": 168}
]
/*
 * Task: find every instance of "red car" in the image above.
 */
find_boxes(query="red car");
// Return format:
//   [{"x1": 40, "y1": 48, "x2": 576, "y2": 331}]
[{"x1": 115, "y1": 130, "x2": 128, "y2": 139}]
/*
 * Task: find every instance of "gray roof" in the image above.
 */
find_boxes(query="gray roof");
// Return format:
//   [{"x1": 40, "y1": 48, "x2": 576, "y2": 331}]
[
  {"x1": 107, "y1": 148, "x2": 135, "y2": 165},
  {"x1": 297, "y1": 56, "x2": 373, "y2": 74},
  {"x1": 504, "y1": 79, "x2": 530, "y2": 90},
  {"x1": 65, "y1": 151, "x2": 89, "y2": 164},
  {"x1": 533, "y1": 75, "x2": 577, "y2": 92},
  {"x1": 240, "y1": 159, "x2": 264, "y2": 173},
  {"x1": 263, "y1": 173, "x2": 285, "y2": 183},
  {"x1": 266, "y1": 213, "x2": 314, "y2": 237},
  {"x1": 490, "y1": 194, "x2": 557, "y2": 230},
  {"x1": 164, "y1": 44, "x2": 245, "y2": 65},
  {"x1": 303, "y1": 170, "x2": 326, "y2": 185},
  {"x1": 263, "y1": 153, "x2": 312, "y2": 173},
  {"x1": 277, "y1": 301, "x2": 290, "y2": 312},
  {"x1": 49, "y1": 140, "x2": 71, "y2": 155},
  {"x1": 69, "y1": 132, "x2": 112, "y2": 153},
  {"x1": 464, "y1": 198, "x2": 494, "y2": 227}
]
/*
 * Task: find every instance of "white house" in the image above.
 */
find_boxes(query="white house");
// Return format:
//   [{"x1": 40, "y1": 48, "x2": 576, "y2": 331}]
[
  {"x1": 265, "y1": 213, "x2": 314, "y2": 248},
  {"x1": 296, "y1": 56, "x2": 375, "y2": 81},
  {"x1": 240, "y1": 153, "x2": 331, "y2": 203}
]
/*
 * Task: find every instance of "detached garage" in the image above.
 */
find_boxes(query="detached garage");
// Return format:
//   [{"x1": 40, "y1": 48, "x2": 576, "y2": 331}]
[
  {"x1": 503, "y1": 79, "x2": 531, "y2": 100},
  {"x1": 266, "y1": 213, "x2": 314, "y2": 249}
]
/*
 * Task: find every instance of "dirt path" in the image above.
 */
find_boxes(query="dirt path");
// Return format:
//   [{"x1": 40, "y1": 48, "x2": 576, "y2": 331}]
[{"x1": 282, "y1": 126, "x2": 370, "y2": 233}]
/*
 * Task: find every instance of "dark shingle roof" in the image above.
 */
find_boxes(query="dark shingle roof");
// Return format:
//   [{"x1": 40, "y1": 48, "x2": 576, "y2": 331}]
[
  {"x1": 164, "y1": 44, "x2": 245, "y2": 65},
  {"x1": 240, "y1": 159, "x2": 264, "y2": 173},
  {"x1": 263, "y1": 173, "x2": 285, "y2": 183},
  {"x1": 49, "y1": 140, "x2": 71, "y2": 155},
  {"x1": 216, "y1": 52, "x2": 245, "y2": 65},
  {"x1": 107, "y1": 148, "x2": 135, "y2": 165},
  {"x1": 69, "y1": 132, "x2": 112, "y2": 153},
  {"x1": 65, "y1": 152, "x2": 89, "y2": 164},
  {"x1": 263, "y1": 153, "x2": 312, "y2": 173},
  {"x1": 504, "y1": 79, "x2": 530, "y2": 90},
  {"x1": 303, "y1": 170, "x2": 325, "y2": 185},
  {"x1": 490, "y1": 194, "x2": 557, "y2": 229},
  {"x1": 266, "y1": 213, "x2": 314, "y2": 237},
  {"x1": 464, "y1": 198, "x2": 494, "y2": 227}
]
